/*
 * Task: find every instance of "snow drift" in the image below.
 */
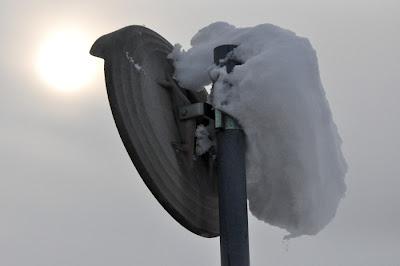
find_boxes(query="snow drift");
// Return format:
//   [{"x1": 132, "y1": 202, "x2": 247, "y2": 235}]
[{"x1": 169, "y1": 22, "x2": 347, "y2": 238}]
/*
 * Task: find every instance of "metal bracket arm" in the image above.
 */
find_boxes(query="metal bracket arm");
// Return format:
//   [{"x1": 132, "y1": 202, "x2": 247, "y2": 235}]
[{"x1": 179, "y1": 102, "x2": 215, "y2": 121}]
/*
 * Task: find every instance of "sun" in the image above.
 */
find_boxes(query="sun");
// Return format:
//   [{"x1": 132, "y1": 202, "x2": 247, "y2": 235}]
[{"x1": 36, "y1": 29, "x2": 96, "y2": 92}]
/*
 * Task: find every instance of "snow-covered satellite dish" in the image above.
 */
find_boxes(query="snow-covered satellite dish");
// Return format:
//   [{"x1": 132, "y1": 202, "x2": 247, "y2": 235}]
[{"x1": 90, "y1": 26, "x2": 219, "y2": 237}]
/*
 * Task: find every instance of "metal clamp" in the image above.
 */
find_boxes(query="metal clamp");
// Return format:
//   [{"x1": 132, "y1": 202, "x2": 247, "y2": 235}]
[
  {"x1": 215, "y1": 109, "x2": 241, "y2": 130},
  {"x1": 179, "y1": 102, "x2": 215, "y2": 121}
]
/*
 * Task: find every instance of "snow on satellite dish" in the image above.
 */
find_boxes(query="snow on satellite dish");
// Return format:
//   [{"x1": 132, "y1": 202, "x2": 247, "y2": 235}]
[{"x1": 169, "y1": 22, "x2": 347, "y2": 238}]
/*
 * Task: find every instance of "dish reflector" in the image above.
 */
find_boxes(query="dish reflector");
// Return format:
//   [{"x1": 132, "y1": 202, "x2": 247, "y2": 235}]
[{"x1": 91, "y1": 26, "x2": 219, "y2": 237}]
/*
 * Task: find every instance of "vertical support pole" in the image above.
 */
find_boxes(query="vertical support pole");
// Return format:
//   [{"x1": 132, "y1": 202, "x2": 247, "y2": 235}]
[{"x1": 214, "y1": 45, "x2": 250, "y2": 266}]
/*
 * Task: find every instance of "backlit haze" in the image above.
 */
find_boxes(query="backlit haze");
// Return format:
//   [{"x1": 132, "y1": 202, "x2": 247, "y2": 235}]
[
  {"x1": 1, "y1": 0, "x2": 399, "y2": 265},
  {"x1": 36, "y1": 29, "x2": 96, "y2": 92}
]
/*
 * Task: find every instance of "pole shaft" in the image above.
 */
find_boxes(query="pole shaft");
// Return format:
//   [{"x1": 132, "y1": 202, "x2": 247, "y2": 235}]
[
  {"x1": 217, "y1": 129, "x2": 250, "y2": 266},
  {"x1": 214, "y1": 45, "x2": 250, "y2": 266}
]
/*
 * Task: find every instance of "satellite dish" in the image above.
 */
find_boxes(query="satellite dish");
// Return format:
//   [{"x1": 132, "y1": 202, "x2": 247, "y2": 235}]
[{"x1": 90, "y1": 26, "x2": 219, "y2": 237}]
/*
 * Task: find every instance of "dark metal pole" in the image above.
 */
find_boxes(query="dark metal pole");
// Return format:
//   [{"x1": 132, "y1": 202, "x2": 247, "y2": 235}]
[{"x1": 214, "y1": 45, "x2": 250, "y2": 266}]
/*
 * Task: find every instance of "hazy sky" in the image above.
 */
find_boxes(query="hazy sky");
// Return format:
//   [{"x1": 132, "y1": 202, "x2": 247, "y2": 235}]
[{"x1": 1, "y1": 0, "x2": 399, "y2": 265}]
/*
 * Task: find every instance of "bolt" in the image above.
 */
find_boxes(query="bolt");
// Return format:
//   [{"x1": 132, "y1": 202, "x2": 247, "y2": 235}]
[{"x1": 181, "y1": 109, "x2": 188, "y2": 116}]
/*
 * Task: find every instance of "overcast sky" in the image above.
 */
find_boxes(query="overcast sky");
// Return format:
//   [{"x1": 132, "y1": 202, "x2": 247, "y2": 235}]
[{"x1": 1, "y1": 0, "x2": 399, "y2": 265}]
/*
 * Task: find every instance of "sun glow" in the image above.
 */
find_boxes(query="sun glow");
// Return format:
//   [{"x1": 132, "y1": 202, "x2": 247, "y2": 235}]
[{"x1": 36, "y1": 29, "x2": 96, "y2": 92}]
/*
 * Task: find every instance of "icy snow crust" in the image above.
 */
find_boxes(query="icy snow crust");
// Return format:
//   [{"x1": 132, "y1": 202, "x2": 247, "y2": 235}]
[
  {"x1": 169, "y1": 22, "x2": 347, "y2": 238},
  {"x1": 195, "y1": 124, "x2": 214, "y2": 156}
]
